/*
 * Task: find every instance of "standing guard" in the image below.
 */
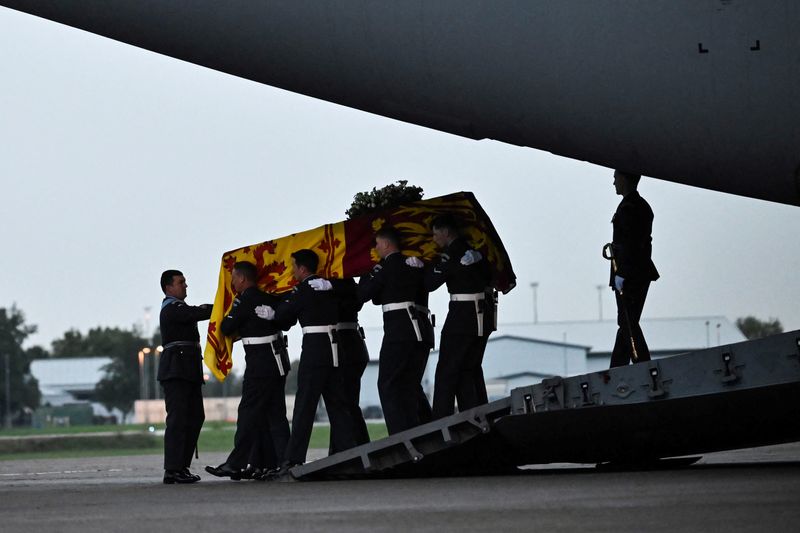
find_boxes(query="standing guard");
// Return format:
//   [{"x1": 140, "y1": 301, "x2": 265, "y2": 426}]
[
  {"x1": 607, "y1": 169, "x2": 660, "y2": 367},
  {"x1": 158, "y1": 269, "x2": 212, "y2": 484},
  {"x1": 330, "y1": 278, "x2": 370, "y2": 452},
  {"x1": 426, "y1": 215, "x2": 494, "y2": 419},
  {"x1": 256, "y1": 249, "x2": 350, "y2": 475},
  {"x1": 205, "y1": 261, "x2": 290, "y2": 480},
  {"x1": 358, "y1": 226, "x2": 434, "y2": 435}
]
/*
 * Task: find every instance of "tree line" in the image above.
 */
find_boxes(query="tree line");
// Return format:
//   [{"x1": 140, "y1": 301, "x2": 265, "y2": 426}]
[
  {"x1": 0, "y1": 304, "x2": 788, "y2": 428},
  {"x1": 0, "y1": 305, "x2": 247, "y2": 427}
]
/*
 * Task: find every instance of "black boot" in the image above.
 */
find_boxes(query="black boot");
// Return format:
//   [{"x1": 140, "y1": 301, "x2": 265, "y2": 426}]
[
  {"x1": 163, "y1": 469, "x2": 199, "y2": 484},
  {"x1": 204, "y1": 463, "x2": 243, "y2": 480},
  {"x1": 263, "y1": 462, "x2": 300, "y2": 481},
  {"x1": 182, "y1": 468, "x2": 201, "y2": 482}
]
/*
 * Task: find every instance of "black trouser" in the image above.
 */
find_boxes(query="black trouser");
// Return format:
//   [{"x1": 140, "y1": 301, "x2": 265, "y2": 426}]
[
  {"x1": 329, "y1": 332, "x2": 370, "y2": 454},
  {"x1": 284, "y1": 352, "x2": 349, "y2": 465},
  {"x1": 379, "y1": 339, "x2": 430, "y2": 434},
  {"x1": 161, "y1": 379, "x2": 204, "y2": 471},
  {"x1": 432, "y1": 333, "x2": 486, "y2": 419},
  {"x1": 474, "y1": 334, "x2": 489, "y2": 405},
  {"x1": 225, "y1": 374, "x2": 289, "y2": 470},
  {"x1": 611, "y1": 282, "x2": 652, "y2": 367},
  {"x1": 412, "y1": 343, "x2": 432, "y2": 425}
]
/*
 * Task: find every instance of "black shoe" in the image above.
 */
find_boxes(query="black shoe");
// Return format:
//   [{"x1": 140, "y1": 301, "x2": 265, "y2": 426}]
[
  {"x1": 264, "y1": 462, "x2": 300, "y2": 481},
  {"x1": 261, "y1": 466, "x2": 281, "y2": 479},
  {"x1": 204, "y1": 463, "x2": 243, "y2": 480},
  {"x1": 163, "y1": 469, "x2": 198, "y2": 484},
  {"x1": 182, "y1": 468, "x2": 201, "y2": 482},
  {"x1": 240, "y1": 466, "x2": 264, "y2": 480}
]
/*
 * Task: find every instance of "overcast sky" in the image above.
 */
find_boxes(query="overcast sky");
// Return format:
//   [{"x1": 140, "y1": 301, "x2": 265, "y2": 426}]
[{"x1": 2, "y1": 7, "x2": 799, "y2": 358}]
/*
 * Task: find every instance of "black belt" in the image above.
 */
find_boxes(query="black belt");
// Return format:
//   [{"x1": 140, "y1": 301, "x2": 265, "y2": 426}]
[{"x1": 163, "y1": 341, "x2": 201, "y2": 351}]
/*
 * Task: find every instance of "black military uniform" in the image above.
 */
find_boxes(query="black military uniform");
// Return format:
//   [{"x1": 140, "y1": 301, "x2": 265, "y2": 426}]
[
  {"x1": 274, "y1": 275, "x2": 349, "y2": 466},
  {"x1": 358, "y1": 252, "x2": 434, "y2": 435},
  {"x1": 219, "y1": 286, "x2": 291, "y2": 473},
  {"x1": 158, "y1": 296, "x2": 212, "y2": 475},
  {"x1": 330, "y1": 278, "x2": 370, "y2": 452},
  {"x1": 609, "y1": 190, "x2": 660, "y2": 367},
  {"x1": 426, "y1": 237, "x2": 494, "y2": 419}
]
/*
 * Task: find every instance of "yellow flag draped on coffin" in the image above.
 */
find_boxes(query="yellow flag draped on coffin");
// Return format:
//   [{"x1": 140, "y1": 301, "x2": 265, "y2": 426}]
[
  {"x1": 203, "y1": 223, "x2": 346, "y2": 380},
  {"x1": 204, "y1": 191, "x2": 516, "y2": 381}
]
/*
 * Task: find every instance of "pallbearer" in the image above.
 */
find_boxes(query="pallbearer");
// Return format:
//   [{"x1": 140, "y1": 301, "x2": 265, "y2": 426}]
[
  {"x1": 256, "y1": 249, "x2": 350, "y2": 475},
  {"x1": 329, "y1": 278, "x2": 370, "y2": 452},
  {"x1": 205, "y1": 261, "x2": 290, "y2": 480},
  {"x1": 158, "y1": 269, "x2": 212, "y2": 484},
  {"x1": 425, "y1": 215, "x2": 494, "y2": 419},
  {"x1": 358, "y1": 226, "x2": 434, "y2": 434}
]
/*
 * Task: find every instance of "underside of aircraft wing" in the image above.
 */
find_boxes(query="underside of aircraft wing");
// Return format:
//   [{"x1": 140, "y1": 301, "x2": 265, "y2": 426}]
[{"x1": 2, "y1": 1, "x2": 798, "y2": 206}]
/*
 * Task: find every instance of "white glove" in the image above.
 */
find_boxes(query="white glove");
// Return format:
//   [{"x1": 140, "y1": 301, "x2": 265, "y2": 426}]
[
  {"x1": 460, "y1": 249, "x2": 483, "y2": 266},
  {"x1": 308, "y1": 278, "x2": 333, "y2": 291},
  {"x1": 614, "y1": 275, "x2": 625, "y2": 292},
  {"x1": 255, "y1": 305, "x2": 275, "y2": 320},
  {"x1": 405, "y1": 256, "x2": 424, "y2": 268}
]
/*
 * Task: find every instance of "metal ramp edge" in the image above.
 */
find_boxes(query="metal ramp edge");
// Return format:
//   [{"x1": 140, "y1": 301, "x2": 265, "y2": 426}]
[
  {"x1": 290, "y1": 397, "x2": 512, "y2": 480},
  {"x1": 495, "y1": 329, "x2": 800, "y2": 464},
  {"x1": 506, "y1": 329, "x2": 800, "y2": 416},
  {"x1": 291, "y1": 330, "x2": 800, "y2": 478}
]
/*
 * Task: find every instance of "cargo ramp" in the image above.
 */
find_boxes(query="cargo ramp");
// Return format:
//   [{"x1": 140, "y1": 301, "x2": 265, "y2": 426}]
[{"x1": 290, "y1": 331, "x2": 800, "y2": 480}]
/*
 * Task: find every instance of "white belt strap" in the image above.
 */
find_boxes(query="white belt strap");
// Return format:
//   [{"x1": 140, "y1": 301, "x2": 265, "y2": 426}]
[
  {"x1": 450, "y1": 292, "x2": 486, "y2": 337},
  {"x1": 241, "y1": 333, "x2": 287, "y2": 376},
  {"x1": 241, "y1": 334, "x2": 282, "y2": 345},
  {"x1": 381, "y1": 301, "x2": 427, "y2": 342},
  {"x1": 381, "y1": 301, "x2": 414, "y2": 313},
  {"x1": 336, "y1": 322, "x2": 365, "y2": 340},
  {"x1": 449, "y1": 293, "x2": 485, "y2": 302},
  {"x1": 301, "y1": 325, "x2": 339, "y2": 367},
  {"x1": 301, "y1": 325, "x2": 335, "y2": 334}
]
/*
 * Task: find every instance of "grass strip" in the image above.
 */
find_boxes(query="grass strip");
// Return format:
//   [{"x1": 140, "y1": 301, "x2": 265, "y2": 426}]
[{"x1": 0, "y1": 423, "x2": 389, "y2": 461}]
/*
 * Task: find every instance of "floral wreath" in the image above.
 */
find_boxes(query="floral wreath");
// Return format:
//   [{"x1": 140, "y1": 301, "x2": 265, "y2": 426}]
[{"x1": 345, "y1": 180, "x2": 424, "y2": 219}]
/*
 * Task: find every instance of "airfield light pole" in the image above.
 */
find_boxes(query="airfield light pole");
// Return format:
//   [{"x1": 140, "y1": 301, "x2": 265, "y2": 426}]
[
  {"x1": 137, "y1": 350, "x2": 146, "y2": 424},
  {"x1": 141, "y1": 348, "x2": 153, "y2": 424},
  {"x1": 596, "y1": 285, "x2": 604, "y2": 321},
  {"x1": 4, "y1": 350, "x2": 10, "y2": 429},
  {"x1": 143, "y1": 306, "x2": 152, "y2": 341},
  {"x1": 153, "y1": 345, "x2": 163, "y2": 400},
  {"x1": 530, "y1": 282, "x2": 539, "y2": 324},
  {"x1": 142, "y1": 347, "x2": 152, "y2": 401}
]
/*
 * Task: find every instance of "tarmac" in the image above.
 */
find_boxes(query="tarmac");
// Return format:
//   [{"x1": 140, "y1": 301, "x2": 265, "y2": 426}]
[{"x1": 1, "y1": 443, "x2": 799, "y2": 532}]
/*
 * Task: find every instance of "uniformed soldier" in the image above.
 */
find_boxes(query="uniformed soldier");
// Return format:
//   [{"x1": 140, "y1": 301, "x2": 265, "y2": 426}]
[
  {"x1": 256, "y1": 249, "x2": 350, "y2": 475},
  {"x1": 608, "y1": 170, "x2": 660, "y2": 367},
  {"x1": 358, "y1": 226, "x2": 434, "y2": 435},
  {"x1": 425, "y1": 214, "x2": 494, "y2": 419},
  {"x1": 205, "y1": 261, "x2": 291, "y2": 480},
  {"x1": 329, "y1": 278, "x2": 370, "y2": 452},
  {"x1": 158, "y1": 269, "x2": 212, "y2": 484}
]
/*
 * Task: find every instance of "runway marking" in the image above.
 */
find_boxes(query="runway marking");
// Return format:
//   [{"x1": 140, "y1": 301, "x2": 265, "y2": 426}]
[{"x1": 1, "y1": 468, "x2": 134, "y2": 478}]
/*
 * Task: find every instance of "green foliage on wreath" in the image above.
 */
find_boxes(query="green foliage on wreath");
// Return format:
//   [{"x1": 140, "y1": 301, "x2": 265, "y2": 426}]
[{"x1": 345, "y1": 180, "x2": 424, "y2": 219}]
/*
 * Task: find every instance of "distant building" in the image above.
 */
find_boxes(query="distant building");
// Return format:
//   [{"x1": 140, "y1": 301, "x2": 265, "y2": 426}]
[
  {"x1": 355, "y1": 315, "x2": 746, "y2": 415},
  {"x1": 29, "y1": 357, "x2": 125, "y2": 423},
  {"x1": 353, "y1": 333, "x2": 588, "y2": 415},
  {"x1": 493, "y1": 315, "x2": 746, "y2": 373},
  {"x1": 422, "y1": 335, "x2": 590, "y2": 403},
  {"x1": 218, "y1": 315, "x2": 748, "y2": 420}
]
